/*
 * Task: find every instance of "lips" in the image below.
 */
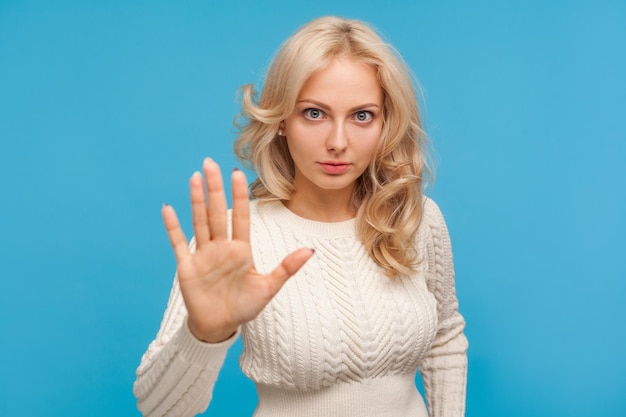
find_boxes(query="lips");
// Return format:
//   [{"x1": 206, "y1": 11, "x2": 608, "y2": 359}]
[{"x1": 319, "y1": 161, "x2": 350, "y2": 174}]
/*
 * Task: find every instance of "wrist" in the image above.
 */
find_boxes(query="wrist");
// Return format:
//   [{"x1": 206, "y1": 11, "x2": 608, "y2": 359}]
[{"x1": 187, "y1": 319, "x2": 238, "y2": 344}]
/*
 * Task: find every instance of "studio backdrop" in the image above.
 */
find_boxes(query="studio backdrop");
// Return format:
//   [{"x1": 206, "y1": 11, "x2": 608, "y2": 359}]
[{"x1": 1, "y1": 1, "x2": 624, "y2": 416}]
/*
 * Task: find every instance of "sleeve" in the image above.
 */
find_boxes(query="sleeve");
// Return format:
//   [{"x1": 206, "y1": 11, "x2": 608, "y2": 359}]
[
  {"x1": 133, "y1": 238, "x2": 240, "y2": 417},
  {"x1": 418, "y1": 198, "x2": 469, "y2": 417}
]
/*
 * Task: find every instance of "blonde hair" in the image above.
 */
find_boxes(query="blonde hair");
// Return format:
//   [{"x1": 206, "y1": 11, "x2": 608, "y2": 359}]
[{"x1": 234, "y1": 16, "x2": 430, "y2": 278}]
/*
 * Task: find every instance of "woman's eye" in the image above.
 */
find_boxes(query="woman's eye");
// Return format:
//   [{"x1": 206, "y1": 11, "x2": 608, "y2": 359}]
[
  {"x1": 303, "y1": 108, "x2": 324, "y2": 120},
  {"x1": 354, "y1": 111, "x2": 373, "y2": 122}
]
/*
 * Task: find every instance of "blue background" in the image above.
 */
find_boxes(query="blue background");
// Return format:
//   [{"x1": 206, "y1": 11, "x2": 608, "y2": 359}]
[{"x1": 1, "y1": 0, "x2": 625, "y2": 416}]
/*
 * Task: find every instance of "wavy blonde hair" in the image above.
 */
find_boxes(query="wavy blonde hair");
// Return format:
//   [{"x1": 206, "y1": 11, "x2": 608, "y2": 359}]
[{"x1": 234, "y1": 16, "x2": 430, "y2": 278}]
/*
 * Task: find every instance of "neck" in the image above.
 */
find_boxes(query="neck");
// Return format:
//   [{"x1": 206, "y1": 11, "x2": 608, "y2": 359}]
[{"x1": 284, "y1": 189, "x2": 356, "y2": 222}]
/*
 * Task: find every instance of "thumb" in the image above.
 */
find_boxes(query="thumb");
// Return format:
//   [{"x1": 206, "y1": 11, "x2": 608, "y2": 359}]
[{"x1": 266, "y1": 248, "x2": 315, "y2": 293}]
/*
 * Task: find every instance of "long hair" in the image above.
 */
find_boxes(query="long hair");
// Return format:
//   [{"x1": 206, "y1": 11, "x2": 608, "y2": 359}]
[{"x1": 234, "y1": 16, "x2": 431, "y2": 278}]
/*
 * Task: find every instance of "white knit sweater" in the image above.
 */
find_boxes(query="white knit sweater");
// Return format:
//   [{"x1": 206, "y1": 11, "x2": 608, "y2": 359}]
[{"x1": 134, "y1": 198, "x2": 468, "y2": 417}]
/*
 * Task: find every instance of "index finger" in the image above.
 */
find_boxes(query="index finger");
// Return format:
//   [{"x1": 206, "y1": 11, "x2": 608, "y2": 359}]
[{"x1": 231, "y1": 168, "x2": 250, "y2": 241}]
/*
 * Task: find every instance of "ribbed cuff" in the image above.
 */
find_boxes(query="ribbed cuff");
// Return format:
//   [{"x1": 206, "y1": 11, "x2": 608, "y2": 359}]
[{"x1": 174, "y1": 317, "x2": 241, "y2": 366}]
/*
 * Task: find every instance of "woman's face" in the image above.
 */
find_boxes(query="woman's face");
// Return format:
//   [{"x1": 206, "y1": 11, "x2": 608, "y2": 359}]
[{"x1": 283, "y1": 55, "x2": 384, "y2": 201}]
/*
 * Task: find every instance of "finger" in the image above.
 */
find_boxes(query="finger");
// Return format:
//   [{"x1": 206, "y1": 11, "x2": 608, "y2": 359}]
[
  {"x1": 203, "y1": 158, "x2": 228, "y2": 240},
  {"x1": 190, "y1": 171, "x2": 210, "y2": 247},
  {"x1": 162, "y1": 204, "x2": 190, "y2": 264},
  {"x1": 231, "y1": 168, "x2": 250, "y2": 242},
  {"x1": 266, "y1": 248, "x2": 315, "y2": 294}
]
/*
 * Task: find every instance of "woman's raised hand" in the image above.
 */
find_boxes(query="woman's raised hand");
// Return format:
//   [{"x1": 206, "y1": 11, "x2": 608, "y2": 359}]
[{"x1": 162, "y1": 158, "x2": 314, "y2": 343}]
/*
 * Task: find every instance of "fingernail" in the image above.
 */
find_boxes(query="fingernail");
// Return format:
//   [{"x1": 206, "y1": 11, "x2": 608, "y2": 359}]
[
  {"x1": 233, "y1": 167, "x2": 240, "y2": 172},
  {"x1": 162, "y1": 203, "x2": 170, "y2": 208},
  {"x1": 310, "y1": 248, "x2": 316, "y2": 254}
]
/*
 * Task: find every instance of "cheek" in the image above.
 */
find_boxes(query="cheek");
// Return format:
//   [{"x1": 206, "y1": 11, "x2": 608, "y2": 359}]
[
  {"x1": 285, "y1": 136, "x2": 312, "y2": 162},
  {"x1": 357, "y1": 128, "x2": 383, "y2": 160},
  {"x1": 287, "y1": 124, "x2": 325, "y2": 152}
]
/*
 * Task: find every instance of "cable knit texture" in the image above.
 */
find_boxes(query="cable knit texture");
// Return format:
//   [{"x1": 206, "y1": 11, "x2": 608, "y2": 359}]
[{"x1": 134, "y1": 197, "x2": 468, "y2": 417}]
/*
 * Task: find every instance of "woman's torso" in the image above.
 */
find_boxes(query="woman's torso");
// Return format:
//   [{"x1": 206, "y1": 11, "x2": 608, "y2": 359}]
[{"x1": 238, "y1": 201, "x2": 438, "y2": 416}]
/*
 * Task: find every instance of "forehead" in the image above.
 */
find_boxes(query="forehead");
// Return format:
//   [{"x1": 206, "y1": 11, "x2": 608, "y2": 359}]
[{"x1": 297, "y1": 56, "x2": 383, "y2": 105}]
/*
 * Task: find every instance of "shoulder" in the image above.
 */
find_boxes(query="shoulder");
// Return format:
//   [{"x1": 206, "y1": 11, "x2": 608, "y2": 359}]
[
  {"x1": 419, "y1": 196, "x2": 450, "y2": 244},
  {"x1": 230, "y1": 199, "x2": 272, "y2": 221},
  {"x1": 423, "y1": 196, "x2": 446, "y2": 223},
  {"x1": 248, "y1": 199, "x2": 278, "y2": 222},
  {"x1": 417, "y1": 197, "x2": 455, "y2": 292}
]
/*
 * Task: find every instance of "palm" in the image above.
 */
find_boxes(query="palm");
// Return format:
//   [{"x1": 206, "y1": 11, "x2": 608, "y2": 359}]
[
  {"x1": 177, "y1": 240, "x2": 273, "y2": 329},
  {"x1": 162, "y1": 158, "x2": 313, "y2": 343}
]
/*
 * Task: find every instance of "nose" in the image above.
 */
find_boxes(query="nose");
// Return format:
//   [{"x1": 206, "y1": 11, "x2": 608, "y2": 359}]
[{"x1": 326, "y1": 121, "x2": 348, "y2": 152}]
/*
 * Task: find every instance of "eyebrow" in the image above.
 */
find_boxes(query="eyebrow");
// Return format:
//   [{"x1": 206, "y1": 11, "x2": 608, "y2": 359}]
[{"x1": 296, "y1": 99, "x2": 381, "y2": 112}]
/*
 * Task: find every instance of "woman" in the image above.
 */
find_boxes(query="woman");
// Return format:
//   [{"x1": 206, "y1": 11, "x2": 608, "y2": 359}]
[{"x1": 134, "y1": 16, "x2": 468, "y2": 417}]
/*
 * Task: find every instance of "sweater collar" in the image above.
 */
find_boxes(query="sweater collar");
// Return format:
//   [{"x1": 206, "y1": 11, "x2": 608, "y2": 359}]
[{"x1": 253, "y1": 200, "x2": 357, "y2": 238}]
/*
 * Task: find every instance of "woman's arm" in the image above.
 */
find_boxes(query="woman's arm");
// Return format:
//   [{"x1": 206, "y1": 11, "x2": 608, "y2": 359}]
[
  {"x1": 133, "y1": 255, "x2": 239, "y2": 417},
  {"x1": 418, "y1": 198, "x2": 469, "y2": 417},
  {"x1": 133, "y1": 159, "x2": 313, "y2": 416}
]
